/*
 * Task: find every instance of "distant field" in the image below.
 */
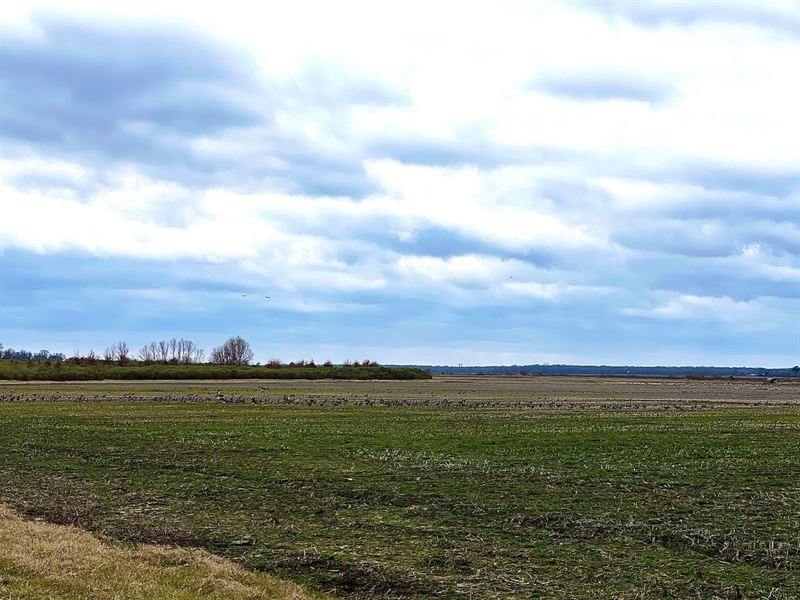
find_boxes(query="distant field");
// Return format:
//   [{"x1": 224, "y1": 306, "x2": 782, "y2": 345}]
[{"x1": 1, "y1": 377, "x2": 798, "y2": 598}]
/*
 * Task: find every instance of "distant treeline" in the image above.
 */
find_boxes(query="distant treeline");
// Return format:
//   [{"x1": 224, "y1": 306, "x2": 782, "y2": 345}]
[
  {"x1": 404, "y1": 364, "x2": 800, "y2": 378},
  {"x1": 1, "y1": 338, "x2": 381, "y2": 370},
  {"x1": 0, "y1": 338, "x2": 429, "y2": 380},
  {"x1": 0, "y1": 347, "x2": 67, "y2": 362},
  {"x1": 0, "y1": 361, "x2": 431, "y2": 381}
]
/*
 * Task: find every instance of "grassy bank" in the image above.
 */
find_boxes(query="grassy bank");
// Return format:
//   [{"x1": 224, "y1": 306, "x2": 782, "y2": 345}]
[
  {"x1": 0, "y1": 360, "x2": 431, "y2": 381},
  {"x1": 0, "y1": 505, "x2": 321, "y2": 599},
  {"x1": 0, "y1": 379, "x2": 798, "y2": 598}
]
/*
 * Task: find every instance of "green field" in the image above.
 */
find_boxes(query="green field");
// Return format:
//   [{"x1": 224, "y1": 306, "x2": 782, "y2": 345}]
[{"x1": 1, "y1": 377, "x2": 798, "y2": 598}]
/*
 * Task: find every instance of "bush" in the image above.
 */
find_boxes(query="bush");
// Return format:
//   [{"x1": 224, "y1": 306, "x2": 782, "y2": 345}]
[{"x1": 0, "y1": 360, "x2": 431, "y2": 381}]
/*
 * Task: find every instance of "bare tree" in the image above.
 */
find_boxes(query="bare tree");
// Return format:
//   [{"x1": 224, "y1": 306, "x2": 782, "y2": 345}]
[
  {"x1": 138, "y1": 339, "x2": 204, "y2": 364},
  {"x1": 167, "y1": 338, "x2": 178, "y2": 362},
  {"x1": 210, "y1": 336, "x2": 254, "y2": 365},
  {"x1": 104, "y1": 346, "x2": 117, "y2": 362},
  {"x1": 157, "y1": 340, "x2": 169, "y2": 363},
  {"x1": 114, "y1": 341, "x2": 130, "y2": 364},
  {"x1": 210, "y1": 346, "x2": 223, "y2": 364},
  {"x1": 177, "y1": 339, "x2": 199, "y2": 363},
  {"x1": 138, "y1": 343, "x2": 154, "y2": 362}
]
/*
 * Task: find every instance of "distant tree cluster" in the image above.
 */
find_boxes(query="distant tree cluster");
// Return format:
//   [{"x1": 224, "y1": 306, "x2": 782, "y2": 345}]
[
  {"x1": 104, "y1": 341, "x2": 130, "y2": 363},
  {"x1": 210, "y1": 336, "x2": 253, "y2": 365},
  {"x1": 343, "y1": 359, "x2": 381, "y2": 368},
  {"x1": 0, "y1": 339, "x2": 204, "y2": 366},
  {"x1": 138, "y1": 338, "x2": 205, "y2": 364},
  {"x1": 266, "y1": 358, "x2": 319, "y2": 369},
  {"x1": 0, "y1": 344, "x2": 66, "y2": 362},
  {"x1": 262, "y1": 359, "x2": 379, "y2": 369}
]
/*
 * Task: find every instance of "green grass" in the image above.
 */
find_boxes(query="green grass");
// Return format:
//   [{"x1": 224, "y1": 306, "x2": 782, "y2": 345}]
[
  {"x1": 0, "y1": 360, "x2": 431, "y2": 381},
  {"x1": 0, "y1": 380, "x2": 798, "y2": 598}
]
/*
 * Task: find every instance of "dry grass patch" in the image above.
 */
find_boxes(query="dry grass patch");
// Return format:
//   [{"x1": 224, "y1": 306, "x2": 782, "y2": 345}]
[{"x1": 0, "y1": 505, "x2": 320, "y2": 600}]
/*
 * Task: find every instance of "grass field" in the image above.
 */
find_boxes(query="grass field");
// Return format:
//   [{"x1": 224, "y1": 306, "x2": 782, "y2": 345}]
[{"x1": 1, "y1": 377, "x2": 798, "y2": 598}]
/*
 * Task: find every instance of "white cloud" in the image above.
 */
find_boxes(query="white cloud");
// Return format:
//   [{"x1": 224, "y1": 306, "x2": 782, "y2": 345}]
[
  {"x1": 365, "y1": 160, "x2": 611, "y2": 254},
  {"x1": 622, "y1": 294, "x2": 795, "y2": 328},
  {"x1": 503, "y1": 281, "x2": 613, "y2": 300}
]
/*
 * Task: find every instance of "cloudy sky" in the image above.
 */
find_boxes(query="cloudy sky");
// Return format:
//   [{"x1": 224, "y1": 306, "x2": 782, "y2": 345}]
[{"x1": 1, "y1": 1, "x2": 799, "y2": 366}]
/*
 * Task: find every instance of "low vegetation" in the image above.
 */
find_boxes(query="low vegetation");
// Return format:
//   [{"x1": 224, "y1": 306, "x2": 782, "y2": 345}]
[
  {"x1": 0, "y1": 361, "x2": 431, "y2": 381},
  {"x1": 0, "y1": 377, "x2": 798, "y2": 598},
  {"x1": 0, "y1": 505, "x2": 320, "y2": 599}
]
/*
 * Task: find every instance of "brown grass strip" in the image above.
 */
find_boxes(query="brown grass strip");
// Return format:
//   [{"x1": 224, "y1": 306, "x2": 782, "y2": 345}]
[{"x1": 0, "y1": 505, "x2": 320, "y2": 600}]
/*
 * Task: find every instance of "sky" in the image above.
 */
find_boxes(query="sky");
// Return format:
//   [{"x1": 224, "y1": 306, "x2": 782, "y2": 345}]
[{"x1": 1, "y1": 0, "x2": 799, "y2": 367}]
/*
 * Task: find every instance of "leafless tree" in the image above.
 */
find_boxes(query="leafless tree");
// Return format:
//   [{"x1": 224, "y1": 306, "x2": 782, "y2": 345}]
[
  {"x1": 104, "y1": 346, "x2": 117, "y2": 362},
  {"x1": 138, "y1": 343, "x2": 155, "y2": 362},
  {"x1": 210, "y1": 336, "x2": 254, "y2": 365},
  {"x1": 158, "y1": 340, "x2": 169, "y2": 363},
  {"x1": 114, "y1": 341, "x2": 130, "y2": 364},
  {"x1": 210, "y1": 347, "x2": 222, "y2": 364},
  {"x1": 176, "y1": 339, "x2": 198, "y2": 363},
  {"x1": 138, "y1": 339, "x2": 204, "y2": 364}
]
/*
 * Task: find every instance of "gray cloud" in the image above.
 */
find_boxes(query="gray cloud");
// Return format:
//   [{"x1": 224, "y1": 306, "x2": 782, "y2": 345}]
[
  {"x1": 668, "y1": 163, "x2": 800, "y2": 198},
  {"x1": 638, "y1": 257, "x2": 800, "y2": 301},
  {"x1": 4, "y1": 169, "x2": 100, "y2": 198},
  {"x1": 535, "y1": 72, "x2": 673, "y2": 104},
  {"x1": 370, "y1": 136, "x2": 578, "y2": 168},
  {"x1": 581, "y1": 0, "x2": 800, "y2": 36},
  {"x1": 612, "y1": 219, "x2": 744, "y2": 258},
  {"x1": 533, "y1": 177, "x2": 615, "y2": 211},
  {"x1": 626, "y1": 191, "x2": 799, "y2": 223},
  {"x1": 287, "y1": 61, "x2": 409, "y2": 108},
  {"x1": 264, "y1": 146, "x2": 378, "y2": 197},
  {"x1": 0, "y1": 17, "x2": 262, "y2": 143},
  {"x1": 0, "y1": 15, "x2": 386, "y2": 197}
]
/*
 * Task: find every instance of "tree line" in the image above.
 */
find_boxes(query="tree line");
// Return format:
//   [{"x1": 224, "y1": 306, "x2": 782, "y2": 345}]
[
  {"x1": 101, "y1": 337, "x2": 250, "y2": 365},
  {"x1": 0, "y1": 337, "x2": 244, "y2": 365},
  {"x1": 1, "y1": 338, "x2": 382, "y2": 368},
  {"x1": 0, "y1": 344, "x2": 67, "y2": 362}
]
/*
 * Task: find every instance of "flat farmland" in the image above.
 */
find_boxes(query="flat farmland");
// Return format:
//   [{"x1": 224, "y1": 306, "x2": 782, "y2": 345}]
[{"x1": 1, "y1": 377, "x2": 798, "y2": 598}]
